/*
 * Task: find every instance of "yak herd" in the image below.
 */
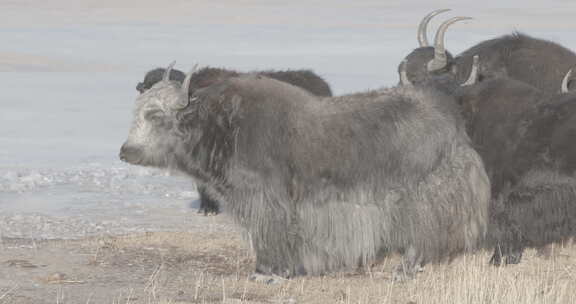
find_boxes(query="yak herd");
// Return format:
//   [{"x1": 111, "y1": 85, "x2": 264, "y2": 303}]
[{"x1": 120, "y1": 9, "x2": 576, "y2": 281}]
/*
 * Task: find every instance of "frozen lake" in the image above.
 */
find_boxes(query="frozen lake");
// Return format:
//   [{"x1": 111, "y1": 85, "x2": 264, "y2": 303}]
[{"x1": 2, "y1": 0, "x2": 576, "y2": 239}]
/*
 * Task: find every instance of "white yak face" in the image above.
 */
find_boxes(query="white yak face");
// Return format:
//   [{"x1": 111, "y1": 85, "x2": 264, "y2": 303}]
[
  {"x1": 120, "y1": 63, "x2": 198, "y2": 169},
  {"x1": 120, "y1": 79, "x2": 188, "y2": 168}
]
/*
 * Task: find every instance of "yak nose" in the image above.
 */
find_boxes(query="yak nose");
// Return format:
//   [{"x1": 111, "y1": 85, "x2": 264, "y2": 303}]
[
  {"x1": 119, "y1": 143, "x2": 140, "y2": 163},
  {"x1": 136, "y1": 82, "x2": 145, "y2": 94}
]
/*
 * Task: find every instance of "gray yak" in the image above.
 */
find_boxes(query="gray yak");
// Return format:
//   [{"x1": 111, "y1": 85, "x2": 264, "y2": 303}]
[
  {"x1": 400, "y1": 9, "x2": 576, "y2": 95},
  {"x1": 135, "y1": 66, "x2": 333, "y2": 215},
  {"x1": 120, "y1": 62, "x2": 490, "y2": 280}
]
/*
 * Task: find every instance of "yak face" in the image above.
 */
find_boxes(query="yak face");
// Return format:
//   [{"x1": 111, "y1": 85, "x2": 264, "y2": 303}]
[
  {"x1": 136, "y1": 68, "x2": 186, "y2": 94},
  {"x1": 121, "y1": 63, "x2": 195, "y2": 169},
  {"x1": 399, "y1": 9, "x2": 470, "y2": 86}
]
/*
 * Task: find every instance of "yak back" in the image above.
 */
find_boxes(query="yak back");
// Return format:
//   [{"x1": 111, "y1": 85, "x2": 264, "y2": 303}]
[
  {"x1": 187, "y1": 67, "x2": 332, "y2": 97},
  {"x1": 188, "y1": 74, "x2": 465, "y2": 201},
  {"x1": 456, "y1": 32, "x2": 576, "y2": 95}
]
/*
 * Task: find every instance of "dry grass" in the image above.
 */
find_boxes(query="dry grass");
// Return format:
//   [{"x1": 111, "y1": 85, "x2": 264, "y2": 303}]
[
  {"x1": 1, "y1": 230, "x2": 575, "y2": 303},
  {"x1": 83, "y1": 231, "x2": 576, "y2": 304}
]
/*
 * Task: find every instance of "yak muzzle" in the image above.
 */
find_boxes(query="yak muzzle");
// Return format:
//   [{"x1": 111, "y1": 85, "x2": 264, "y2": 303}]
[
  {"x1": 119, "y1": 143, "x2": 143, "y2": 164},
  {"x1": 136, "y1": 82, "x2": 145, "y2": 94}
]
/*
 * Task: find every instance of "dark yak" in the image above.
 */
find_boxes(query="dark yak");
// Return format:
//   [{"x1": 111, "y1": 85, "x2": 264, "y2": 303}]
[
  {"x1": 136, "y1": 66, "x2": 333, "y2": 215},
  {"x1": 120, "y1": 62, "x2": 490, "y2": 281},
  {"x1": 488, "y1": 81, "x2": 576, "y2": 265},
  {"x1": 413, "y1": 60, "x2": 576, "y2": 265},
  {"x1": 400, "y1": 9, "x2": 576, "y2": 95}
]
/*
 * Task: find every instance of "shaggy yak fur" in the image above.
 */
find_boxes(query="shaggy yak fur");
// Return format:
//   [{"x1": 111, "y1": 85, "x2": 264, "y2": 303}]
[
  {"x1": 401, "y1": 10, "x2": 576, "y2": 95},
  {"x1": 121, "y1": 67, "x2": 490, "y2": 280},
  {"x1": 434, "y1": 76, "x2": 576, "y2": 265},
  {"x1": 135, "y1": 66, "x2": 333, "y2": 215},
  {"x1": 489, "y1": 171, "x2": 576, "y2": 265}
]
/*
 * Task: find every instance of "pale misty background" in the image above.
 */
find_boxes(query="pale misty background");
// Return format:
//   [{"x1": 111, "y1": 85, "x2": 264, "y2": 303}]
[{"x1": 1, "y1": 0, "x2": 575, "y2": 238}]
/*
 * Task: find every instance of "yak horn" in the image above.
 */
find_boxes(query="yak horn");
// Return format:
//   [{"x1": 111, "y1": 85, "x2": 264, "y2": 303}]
[
  {"x1": 182, "y1": 64, "x2": 199, "y2": 96},
  {"x1": 163, "y1": 61, "x2": 177, "y2": 82},
  {"x1": 399, "y1": 60, "x2": 413, "y2": 86},
  {"x1": 561, "y1": 68, "x2": 573, "y2": 93},
  {"x1": 427, "y1": 16, "x2": 472, "y2": 72},
  {"x1": 461, "y1": 55, "x2": 479, "y2": 86},
  {"x1": 173, "y1": 64, "x2": 199, "y2": 110},
  {"x1": 417, "y1": 9, "x2": 451, "y2": 47}
]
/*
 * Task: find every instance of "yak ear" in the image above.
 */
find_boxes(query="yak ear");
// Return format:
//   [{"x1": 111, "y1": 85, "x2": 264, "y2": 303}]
[{"x1": 162, "y1": 61, "x2": 177, "y2": 82}]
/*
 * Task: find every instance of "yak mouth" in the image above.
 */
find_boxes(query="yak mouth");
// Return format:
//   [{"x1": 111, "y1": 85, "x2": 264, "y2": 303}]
[{"x1": 119, "y1": 143, "x2": 145, "y2": 165}]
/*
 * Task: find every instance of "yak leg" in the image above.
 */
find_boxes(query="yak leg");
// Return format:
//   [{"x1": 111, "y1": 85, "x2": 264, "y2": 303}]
[
  {"x1": 505, "y1": 249, "x2": 523, "y2": 264},
  {"x1": 489, "y1": 246, "x2": 503, "y2": 266},
  {"x1": 249, "y1": 273, "x2": 285, "y2": 285},
  {"x1": 197, "y1": 185, "x2": 220, "y2": 215},
  {"x1": 393, "y1": 246, "x2": 424, "y2": 281},
  {"x1": 489, "y1": 245, "x2": 523, "y2": 266},
  {"x1": 536, "y1": 245, "x2": 553, "y2": 259}
]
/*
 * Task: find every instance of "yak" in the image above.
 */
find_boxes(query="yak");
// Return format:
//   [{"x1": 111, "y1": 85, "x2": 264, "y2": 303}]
[
  {"x1": 135, "y1": 66, "x2": 333, "y2": 215},
  {"x1": 410, "y1": 58, "x2": 576, "y2": 265},
  {"x1": 120, "y1": 62, "x2": 491, "y2": 281},
  {"x1": 400, "y1": 9, "x2": 576, "y2": 95},
  {"x1": 488, "y1": 84, "x2": 576, "y2": 265}
]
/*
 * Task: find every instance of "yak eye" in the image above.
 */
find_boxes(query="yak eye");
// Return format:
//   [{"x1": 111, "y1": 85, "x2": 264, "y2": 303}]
[{"x1": 145, "y1": 110, "x2": 163, "y2": 122}]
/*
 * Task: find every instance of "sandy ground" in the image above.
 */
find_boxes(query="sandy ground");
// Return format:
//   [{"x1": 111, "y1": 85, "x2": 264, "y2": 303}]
[{"x1": 0, "y1": 213, "x2": 575, "y2": 304}]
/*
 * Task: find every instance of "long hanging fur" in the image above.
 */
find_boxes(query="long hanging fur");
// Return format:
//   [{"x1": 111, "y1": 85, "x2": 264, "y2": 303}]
[{"x1": 488, "y1": 170, "x2": 576, "y2": 265}]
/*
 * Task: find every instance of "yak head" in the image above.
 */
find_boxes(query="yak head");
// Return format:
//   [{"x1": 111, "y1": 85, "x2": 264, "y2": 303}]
[
  {"x1": 136, "y1": 67, "x2": 186, "y2": 94},
  {"x1": 400, "y1": 53, "x2": 480, "y2": 95},
  {"x1": 398, "y1": 9, "x2": 471, "y2": 86},
  {"x1": 121, "y1": 62, "x2": 198, "y2": 169}
]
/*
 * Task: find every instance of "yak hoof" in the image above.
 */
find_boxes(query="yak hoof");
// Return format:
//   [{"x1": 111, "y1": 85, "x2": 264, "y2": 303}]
[
  {"x1": 392, "y1": 268, "x2": 416, "y2": 282},
  {"x1": 392, "y1": 263, "x2": 423, "y2": 282},
  {"x1": 488, "y1": 252, "x2": 502, "y2": 266},
  {"x1": 504, "y1": 251, "x2": 523, "y2": 265},
  {"x1": 489, "y1": 248, "x2": 523, "y2": 266},
  {"x1": 393, "y1": 246, "x2": 423, "y2": 281},
  {"x1": 249, "y1": 273, "x2": 285, "y2": 285},
  {"x1": 197, "y1": 207, "x2": 218, "y2": 216}
]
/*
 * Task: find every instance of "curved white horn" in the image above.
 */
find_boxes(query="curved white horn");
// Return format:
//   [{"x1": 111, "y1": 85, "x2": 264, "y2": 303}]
[
  {"x1": 427, "y1": 16, "x2": 472, "y2": 72},
  {"x1": 182, "y1": 64, "x2": 199, "y2": 96},
  {"x1": 162, "y1": 61, "x2": 177, "y2": 82},
  {"x1": 461, "y1": 55, "x2": 480, "y2": 86},
  {"x1": 417, "y1": 9, "x2": 451, "y2": 47},
  {"x1": 561, "y1": 68, "x2": 573, "y2": 93},
  {"x1": 173, "y1": 64, "x2": 199, "y2": 111}
]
